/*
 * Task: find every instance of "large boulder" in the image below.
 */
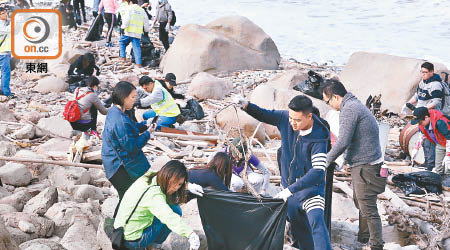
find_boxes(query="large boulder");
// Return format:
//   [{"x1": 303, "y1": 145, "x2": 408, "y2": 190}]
[
  {"x1": 266, "y1": 70, "x2": 308, "y2": 90},
  {"x1": 0, "y1": 218, "x2": 19, "y2": 250},
  {"x1": 2, "y1": 212, "x2": 54, "y2": 237},
  {"x1": 188, "y1": 72, "x2": 233, "y2": 100},
  {"x1": 0, "y1": 103, "x2": 16, "y2": 122},
  {"x1": 33, "y1": 76, "x2": 68, "y2": 94},
  {"x1": 250, "y1": 84, "x2": 331, "y2": 138},
  {"x1": 11, "y1": 124, "x2": 35, "y2": 140},
  {"x1": 161, "y1": 16, "x2": 280, "y2": 80},
  {"x1": 0, "y1": 163, "x2": 32, "y2": 187},
  {"x1": 0, "y1": 191, "x2": 32, "y2": 212},
  {"x1": 36, "y1": 116, "x2": 73, "y2": 139},
  {"x1": 23, "y1": 187, "x2": 58, "y2": 216},
  {"x1": 19, "y1": 239, "x2": 66, "y2": 250},
  {"x1": 60, "y1": 215, "x2": 98, "y2": 250},
  {"x1": 339, "y1": 52, "x2": 449, "y2": 113},
  {"x1": 216, "y1": 106, "x2": 266, "y2": 143}
]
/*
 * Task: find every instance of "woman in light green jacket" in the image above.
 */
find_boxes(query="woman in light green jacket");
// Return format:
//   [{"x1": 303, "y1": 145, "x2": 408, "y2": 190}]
[{"x1": 114, "y1": 160, "x2": 203, "y2": 250}]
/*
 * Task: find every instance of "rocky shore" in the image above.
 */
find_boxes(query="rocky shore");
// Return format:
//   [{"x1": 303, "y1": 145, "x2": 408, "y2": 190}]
[{"x1": 0, "y1": 10, "x2": 449, "y2": 250}]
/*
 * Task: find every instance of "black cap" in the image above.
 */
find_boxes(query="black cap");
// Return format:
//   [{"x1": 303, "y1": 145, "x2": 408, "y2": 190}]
[
  {"x1": 411, "y1": 107, "x2": 430, "y2": 125},
  {"x1": 165, "y1": 73, "x2": 176, "y2": 86}
]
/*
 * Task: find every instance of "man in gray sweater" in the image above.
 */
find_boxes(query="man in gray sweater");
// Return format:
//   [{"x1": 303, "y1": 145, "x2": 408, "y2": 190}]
[{"x1": 323, "y1": 79, "x2": 386, "y2": 250}]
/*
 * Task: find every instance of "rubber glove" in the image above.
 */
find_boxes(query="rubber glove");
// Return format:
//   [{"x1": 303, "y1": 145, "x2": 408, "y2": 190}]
[
  {"x1": 274, "y1": 188, "x2": 292, "y2": 202},
  {"x1": 232, "y1": 95, "x2": 248, "y2": 109},
  {"x1": 165, "y1": 23, "x2": 170, "y2": 32},
  {"x1": 187, "y1": 183, "x2": 204, "y2": 197},
  {"x1": 401, "y1": 104, "x2": 408, "y2": 115},
  {"x1": 445, "y1": 140, "x2": 450, "y2": 171},
  {"x1": 188, "y1": 232, "x2": 200, "y2": 250}
]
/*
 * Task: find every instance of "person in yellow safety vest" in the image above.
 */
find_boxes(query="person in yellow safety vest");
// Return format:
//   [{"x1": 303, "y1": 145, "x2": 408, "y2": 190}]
[
  {"x1": 119, "y1": 0, "x2": 150, "y2": 68},
  {"x1": 0, "y1": 7, "x2": 13, "y2": 99},
  {"x1": 137, "y1": 76, "x2": 180, "y2": 128}
]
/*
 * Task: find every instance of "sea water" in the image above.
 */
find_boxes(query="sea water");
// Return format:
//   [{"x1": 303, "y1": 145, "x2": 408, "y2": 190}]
[{"x1": 87, "y1": 0, "x2": 450, "y2": 66}]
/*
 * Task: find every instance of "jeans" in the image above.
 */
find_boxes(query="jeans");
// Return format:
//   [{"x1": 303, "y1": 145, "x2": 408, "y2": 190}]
[
  {"x1": 73, "y1": 0, "x2": 86, "y2": 22},
  {"x1": 158, "y1": 21, "x2": 170, "y2": 51},
  {"x1": 423, "y1": 138, "x2": 436, "y2": 170},
  {"x1": 0, "y1": 54, "x2": 11, "y2": 96},
  {"x1": 351, "y1": 164, "x2": 386, "y2": 248},
  {"x1": 142, "y1": 109, "x2": 176, "y2": 128},
  {"x1": 124, "y1": 204, "x2": 182, "y2": 249},
  {"x1": 119, "y1": 35, "x2": 142, "y2": 65}
]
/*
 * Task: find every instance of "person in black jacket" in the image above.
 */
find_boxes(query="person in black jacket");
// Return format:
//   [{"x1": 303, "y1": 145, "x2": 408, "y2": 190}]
[
  {"x1": 68, "y1": 52, "x2": 100, "y2": 84},
  {"x1": 161, "y1": 73, "x2": 185, "y2": 99}
]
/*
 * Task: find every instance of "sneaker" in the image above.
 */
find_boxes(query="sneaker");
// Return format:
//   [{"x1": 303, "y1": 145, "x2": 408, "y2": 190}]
[
  {"x1": 89, "y1": 130, "x2": 102, "y2": 139},
  {"x1": 7, "y1": 93, "x2": 16, "y2": 99}
]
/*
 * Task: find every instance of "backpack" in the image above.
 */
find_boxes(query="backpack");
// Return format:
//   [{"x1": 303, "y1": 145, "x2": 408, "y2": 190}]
[
  {"x1": 63, "y1": 88, "x2": 92, "y2": 123},
  {"x1": 440, "y1": 81, "x2": 450, "y2": 115},
  {"x1": 170, "y1": 10, "x2": 176, "y2": 26}
]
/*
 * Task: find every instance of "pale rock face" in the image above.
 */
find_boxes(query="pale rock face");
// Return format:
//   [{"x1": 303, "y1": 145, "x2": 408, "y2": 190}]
[
  {"x1": 23, "y1": 187, "x2": 59, "y2": 216},
  {"x1": 216, "y1": 106, "x2": 266, "y2": 143},
  {"x1": 33, "y1": 76, "x2": 68, "y2": 94},
  {"x1": 161, "y1": 16, "x2": 280, "y2": 80},
  {"x1": 35, "y1": 117, "x2": 73, "y2": 139},
  {"x1": 188, "y1": 72, "x2": 233, "y2": 100},
  {"x1": 0, "y1": 163, "x2": 32, "y2": 187}
]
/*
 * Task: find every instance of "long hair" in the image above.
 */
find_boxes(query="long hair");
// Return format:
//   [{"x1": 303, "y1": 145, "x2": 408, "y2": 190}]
[
  {"x1": 148, "y1": 160, "x2": 188, "y2": 204},
  {"x1": 193, "y1": 152, "x2": 232, "y2": 188}
]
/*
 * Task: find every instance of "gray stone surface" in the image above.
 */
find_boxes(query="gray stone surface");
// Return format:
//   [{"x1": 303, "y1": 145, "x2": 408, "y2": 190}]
[
  {"x1": 23, "y1": 187, "x2": 58, "y2": 216},
  {"x1": 0, "y1": 163, "x2": 32, "y2": 187}
]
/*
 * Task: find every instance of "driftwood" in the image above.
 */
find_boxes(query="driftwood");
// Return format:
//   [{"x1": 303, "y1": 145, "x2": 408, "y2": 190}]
[{"x1": 0, "y1": 156, "x2": 103, "y2": 169}]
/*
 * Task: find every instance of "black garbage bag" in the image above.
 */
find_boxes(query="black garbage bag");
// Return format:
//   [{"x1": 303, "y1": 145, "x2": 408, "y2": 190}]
[
  {"x1": 197, "y1": 189, "x2": 287, "y2": 250},
  {"x1": 176, "y1": 99, "x2": 205, "y2": 124},
  {"x1": 324, "y1": 162, "x2": 336, "y2": 236},
  {"x1": 85, "y1": 14, "x2": 104, "y2": 41},
  {"x1": 131, "y1": 41, "x2": 160, "y2": 67},
  {"x1": 293, "y1": 70, "x2": 325, "y2": 100},
  {"x1": 392, "y1": 171, "x2": 443, "y2": 196}
]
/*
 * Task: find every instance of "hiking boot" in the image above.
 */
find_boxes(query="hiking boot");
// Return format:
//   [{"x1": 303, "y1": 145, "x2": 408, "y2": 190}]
[{"x1": 357, "y1": 235, "x2": 370, "y2": 244}]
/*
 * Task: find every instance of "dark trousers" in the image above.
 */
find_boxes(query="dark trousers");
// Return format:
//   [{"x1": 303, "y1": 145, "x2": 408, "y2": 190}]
[
  {"x1": 423, "y1": 138, "x2": 436, "y2": 170},
  {"x1": 158, "y1": 21, "x2": 170, "y2": 51},
  {"x1": 104, "y1": 13, "x2": 115, "y2": 43},
  {"x1": 351, "y1": 164, "x2": 386, "y2": 249},
  {"x1": 69, "y1": 106, "x2": 98, "y2": 132},
  {"x1": 287, "y1": 194, "x2": 332, "y2": 250},
  {"x1": 73, "y1": 0, "x2": 86, "y2": 23},
  {"x1": 109, "y1": 165, "x2": 134, "y2": 218}
]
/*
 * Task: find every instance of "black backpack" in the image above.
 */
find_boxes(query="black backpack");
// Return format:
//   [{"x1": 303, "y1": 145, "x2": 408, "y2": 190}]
[{"x1": 170, "y1": 10, "x2": 176, "y2": 26}]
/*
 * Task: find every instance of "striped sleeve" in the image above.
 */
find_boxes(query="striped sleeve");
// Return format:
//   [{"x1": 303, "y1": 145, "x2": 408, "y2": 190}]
[{"x1": 311, "y1": 152, "x2": 327, "y2": 171}]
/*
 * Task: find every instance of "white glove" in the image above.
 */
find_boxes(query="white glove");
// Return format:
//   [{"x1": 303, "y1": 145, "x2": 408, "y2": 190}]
[
  {"x1": 401, "y1": 104, "x2": 408, "y2": 115},
  {"x1": 274, "y1": 188, "x2": 292, "y2": 202},
  {"x1": 232, "y1": 95, "x2": 248, "y2": 109},
  {"x1": 188, "y1": 232, "x2": 200, "y2": 250},
  {"x1": 187, "y1": 183, "x2": 204, "y2": 197},
  {"x1": 165, "y1": 23, "x2": 170, "y2": 32}
]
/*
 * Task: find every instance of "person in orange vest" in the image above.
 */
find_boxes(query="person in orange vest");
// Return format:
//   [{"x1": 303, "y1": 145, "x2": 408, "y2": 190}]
[{"x1": 411, "y1": 107, "x2": 450, "y2": 176}]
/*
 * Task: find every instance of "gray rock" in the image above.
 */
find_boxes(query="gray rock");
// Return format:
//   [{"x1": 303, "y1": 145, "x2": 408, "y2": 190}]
[
  {"x1": 91, "y1": 178, "x2": 111, "y2": 188},
  {"x1": 0, "y1": 124, "x2": 11, "y2": 136},
  {"x1": 0, "y1": 218, "x2": 19, "y2": 250},
  {"x1": 6, "y1": 226, "x2": 37, "y2": 245},
  {"x1": 23, "y1": 244, "x2": 52, "y2": 250},
  {"x1": 12, "y1": 125, "x2": 35, "y2": 140},
  {"x1": 33, "y1": 77, "x2": 68, "y2": 94},
  {"x1": 2, "y1": 212, "x2": 55, "y2": 237},
  {"x1": 88, "y1": 168, "x2": 106, "y2": 183},
  {"x1": 0, "y1": 163, "x2": 32, "y2": 187},
  {"x1": 44, "y1": 201, "x2": 100, "y2": 238},
  {"x1": 0, "y1": 141, "x2": 16, "y2": 167},
  {"x1": 0, "y1": 190, "x2": 32, "y2": 211},
  {"x1": 22, "y1": 111, "x2": 44, "y2": 124},
  {"x1": 34, "y1": 138, "x2": 72, "y2": 158},
  {"x1": 20, "y1": 239, "x2": 66, "y2": 250},
  {"x1": 36, "y1": 117, "x2": 73, "y2": 139},
  {"x1": 100, "y1": 197, "x2": 118, "y2": 218},
  {"x1": 23, "y1": 187, "x2": 58, "y2": 216},
  {"x1": 70, "y1": 185, "x2": 104, "y2": 202},
  {"x1": 96, "y1": 217, "x2": 113, "y2": 250},
  {"x1": 330, "y1": 220, "x2": 359, "y2": 248},
  {"x1": 0, "y1": 204, "x2": 17, "y2": 215},
  {"x1": 48, "y1": 166, "x2": 90, "y2": 188},
  {"x1": 0, "y1": 186, "x2": 12, "y2": 199},
  {"x1": 60, "y1": 215, "x2": 98, "y2": 250},
  {"x1": 188, "y1": 72, "x2": 233, "y2": 100},
  {"x1": 151, "y1": 155, "x2": 172, "y2": 172},
  {"x1": 0, "y1": 104, "x2": 17, "y2": 122}
]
